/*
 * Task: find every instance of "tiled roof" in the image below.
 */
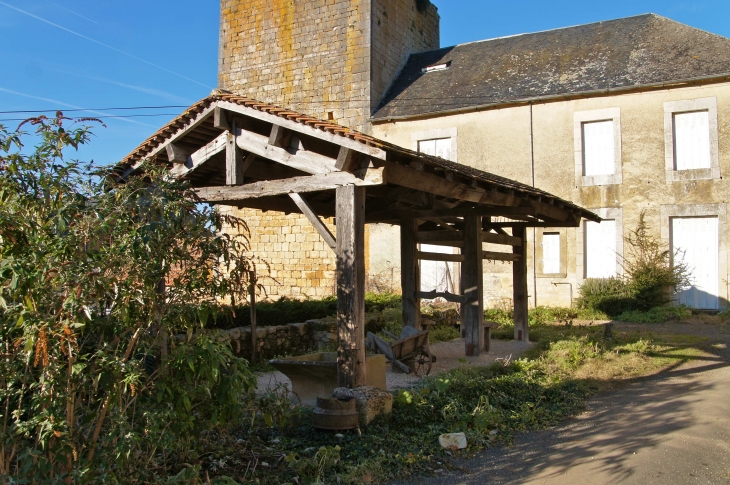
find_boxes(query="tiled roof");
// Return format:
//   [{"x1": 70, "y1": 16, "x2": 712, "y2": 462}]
[
  {"x1": 373, "y1": 14, "x2": 730, "y2": 120},
  {"x1": 119, "y1": 93, "x2": 599, "y2": 222}
]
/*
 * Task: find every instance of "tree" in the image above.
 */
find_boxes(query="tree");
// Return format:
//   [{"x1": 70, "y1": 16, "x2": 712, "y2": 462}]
[{"x1": 0, "y1": 113, "x2": 256, "y2": 482}]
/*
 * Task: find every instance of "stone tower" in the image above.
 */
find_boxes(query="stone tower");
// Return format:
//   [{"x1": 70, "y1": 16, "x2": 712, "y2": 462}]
[{"x1": 218, "y1": 0, "x2": 440, "y2": 133}]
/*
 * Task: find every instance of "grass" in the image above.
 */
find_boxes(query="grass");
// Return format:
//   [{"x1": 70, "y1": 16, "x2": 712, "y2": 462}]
[{"x1": 170, "y1": 320, "x2": 717, "y2": 485}]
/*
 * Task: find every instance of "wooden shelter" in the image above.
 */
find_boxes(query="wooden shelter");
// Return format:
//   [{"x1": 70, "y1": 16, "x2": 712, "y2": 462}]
[{"x1": 118, "y1": 93, "x2": 600, "y2": 388}]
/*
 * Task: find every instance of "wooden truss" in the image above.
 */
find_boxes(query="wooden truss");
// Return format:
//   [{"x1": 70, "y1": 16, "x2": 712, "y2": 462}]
[{"x1": 119, "y1": 97, "x2": 599, "y2": 389}]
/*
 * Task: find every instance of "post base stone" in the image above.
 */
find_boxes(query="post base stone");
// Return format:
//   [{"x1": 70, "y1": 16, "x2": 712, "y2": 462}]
[{"x1": 332, "y1": 386, "x2": 393, "y2": 426}]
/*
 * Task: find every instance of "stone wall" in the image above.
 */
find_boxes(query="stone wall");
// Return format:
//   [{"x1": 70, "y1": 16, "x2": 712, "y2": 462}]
[
  {"x1": 219, "y1": 0, "x2": 372, "y2": 131},
  {"x1": 225, "y1": 319, "x2": 337, "y2": 362}
]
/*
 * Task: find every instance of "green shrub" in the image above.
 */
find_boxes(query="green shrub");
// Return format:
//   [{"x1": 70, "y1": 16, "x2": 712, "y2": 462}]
[
  {"x1": 614, "y1": 305, "x2": 693, "y2": 323},
  {"x1": 429, "y1": 324, "x2": 460, "y2": 343},
  {"x1": 576, "y1": 277, "x2": 637, "y2": 315}
]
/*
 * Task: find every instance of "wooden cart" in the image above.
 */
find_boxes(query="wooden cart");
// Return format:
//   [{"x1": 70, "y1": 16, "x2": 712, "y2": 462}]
[{"x1": 367, "y1": 327, "x2": 434, "y2": 376}]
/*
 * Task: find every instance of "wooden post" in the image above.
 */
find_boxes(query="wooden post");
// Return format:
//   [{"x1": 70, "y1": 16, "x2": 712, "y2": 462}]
[
  {"x1": 249, "y1": 270, "x2": 257, "y2": 365},
  {"x1": 513, "y1": 226, "x2": 529, "y2": 341},
  {"x1": 336, "y1": 185, "x2": 366, "y2": 389},
  {"x1": 462, "y1": 215, "x2": 484, "y2": 356},
  {"x1": 400, "y1": 219, "x2": 421, "y2": 330}
]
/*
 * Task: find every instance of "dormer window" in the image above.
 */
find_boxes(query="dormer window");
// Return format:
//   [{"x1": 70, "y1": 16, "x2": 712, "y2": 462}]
[{"x1": 422, "y1": 61, "x2": 451, "y2": 73}]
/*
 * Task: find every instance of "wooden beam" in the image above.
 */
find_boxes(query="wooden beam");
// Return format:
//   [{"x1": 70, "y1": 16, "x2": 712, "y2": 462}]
[
  {"x1": 336, "y1": 185, "x2": 366, "y2": 389},
  {"x1": 289, "y1": 193, "x2": 336, "y2": 251},
  {"x1": 383, "y1": 162, "x2": 489, "y2": 205},
  {"x1": 169, "y1": 132, "x2": 228, "y2": 178},
  {"x1": 213, "y1": 107, "x2": 229, "y2": 131},
  {"x1": 165, "y1": 143, "x2": 189, "y2": 164},
  {"x1": 235, "y1": 129, "x2": 337, "y2": 175},
  {"x1": 335, "y1": 146, "x2": 366, "y2": 172},
  {"x1": 193, "y1": 168, "x2": 384, "y2": 202},
  {"x1": 367, "y1": 205, "x2": 535, "y2": 223},
  {"x1": 217, "y1": 101, "x2": 388, "y2": 161},
  {"x1": 417, "y1": 251, "x2": 465, "y2": 263},
  {"x1": 416, "y1": 291, "x2": 465, "y2": 304},
  {"x1": 462, "y1": 215, "x2": 484, "y2": 356},
  {"x1": 268, "y1": 124, "x2": 292, "y2": 148},
  {"x1": 400, "y1": 219, "x2": 421, "y2": 330},
  {"x1": 483, "y1": 251, "x2": 520, "y2": 262},
  {"x1": 226, "y1": 120, "x2": 244, "y2": 185},
  {"x1": 417, "y1": 230, "x2": 522, "y2": 247},
  {"x1": 530, "y1": 200, "x2": 570, "y2": 222},
  {"x1": 513, "y1": 226, "x2": 529, "y2": 342}
]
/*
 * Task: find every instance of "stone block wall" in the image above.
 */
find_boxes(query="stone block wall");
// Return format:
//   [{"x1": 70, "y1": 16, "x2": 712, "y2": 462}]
[
  {"x1": 219, "y1": 0, "x2": 372, "y2": 131},
  {"x1": 222, "y1": 207, "x2": 338, "y2": 299},
  {"x1": 226, "y1": 319, "x2": 337, "y2": 362}
]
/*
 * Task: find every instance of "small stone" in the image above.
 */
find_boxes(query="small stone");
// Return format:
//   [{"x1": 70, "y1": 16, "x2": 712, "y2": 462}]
[
  {"x1": 439, "y1": 432, "x2": 467, "y2": 450},
  {"x1": 489, "y1": 429, "x2": 498, "y2": 436},
  {"x1": 261, "y1": 462, "x2": 270, "y2": 468},
  {"x1": 335, "y1": 433, "x2": 345, "y2": 440}
]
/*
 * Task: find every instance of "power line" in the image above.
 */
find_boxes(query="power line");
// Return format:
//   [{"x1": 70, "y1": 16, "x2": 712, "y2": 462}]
[
  {"x1": 0, "y1": 113, "x2": 181, "y2": 122},
  {"x1": 0, "y1": 105, "x2": 189, "y2": 114}
]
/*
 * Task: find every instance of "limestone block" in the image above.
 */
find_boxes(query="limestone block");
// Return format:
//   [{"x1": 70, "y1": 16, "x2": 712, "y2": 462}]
[
  {"x1": 332, "y1": 386, "x2": 393, "y2": 426},
  {"x1": 439, "y1": 433, "x2": 468, "y2": 450}
]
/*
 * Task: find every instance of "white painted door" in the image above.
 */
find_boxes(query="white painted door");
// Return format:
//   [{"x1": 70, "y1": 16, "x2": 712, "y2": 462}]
[
  {"x1": 672, "y1": 217, "x2": 719, "y2": 309},
  {"x1": 420, "y1": 244, "x2": 455, "y2": 294},
  {"x1": 584, "y1": 220, "x2": 617, "y2": 278}
]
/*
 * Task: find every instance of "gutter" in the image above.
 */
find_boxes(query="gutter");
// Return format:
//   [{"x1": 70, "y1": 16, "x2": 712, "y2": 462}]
[{"x1": 370, "y1": 72, "x2": 730, "y2": 124}]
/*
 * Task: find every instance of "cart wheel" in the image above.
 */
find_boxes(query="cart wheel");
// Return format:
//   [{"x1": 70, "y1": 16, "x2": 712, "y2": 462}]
[{"x1": 414, "y1": 348, "x2": 433, "y2": 376}]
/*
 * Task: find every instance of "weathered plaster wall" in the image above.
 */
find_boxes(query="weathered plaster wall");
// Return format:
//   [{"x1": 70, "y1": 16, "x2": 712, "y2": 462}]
[{"x1": 371, "y1": 82, "x2": 730, "y2": 309}]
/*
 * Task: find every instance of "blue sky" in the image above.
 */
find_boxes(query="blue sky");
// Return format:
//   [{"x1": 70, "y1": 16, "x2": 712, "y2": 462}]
[{"x1": 1, "y1": 0, "x2": 728, "y2": 166}]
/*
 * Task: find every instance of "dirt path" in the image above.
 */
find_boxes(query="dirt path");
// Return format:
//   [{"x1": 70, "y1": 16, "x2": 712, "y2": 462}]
[{"x1": 393, "y1": 322, "x2": 730, "y2": 485}]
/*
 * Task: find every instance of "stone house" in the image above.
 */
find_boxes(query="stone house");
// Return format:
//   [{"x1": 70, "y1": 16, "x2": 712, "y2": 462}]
[{"x1": 218, "y1": 1, "x2": 730, "y2": 310}]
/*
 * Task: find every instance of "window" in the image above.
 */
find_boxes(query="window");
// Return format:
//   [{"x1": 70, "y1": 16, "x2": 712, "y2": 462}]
[
  {"x1": 412, "y1": 128, "x2": 458, "y2": 163},
  {"x1": 673, "y1": 111, "x2": 711, "y2": 170},
  {"x1": 418, "y1": 138, "x2": 452, "y2": 160},
  {"x1": 583, "y1": 120, "x2": 615, "y2": 176},
  {"x1": 541, "y1": 233, "x2": 561, "y2": 274},
  {"x1": 664, "y1": 97, "x2": 719, "y2": 182},
  {"x1": 574, "y1": 108, "x2": 622, "y2": 186},
  {"x1": 584, "y1": 220, "x2": 617, "y2": 278}
]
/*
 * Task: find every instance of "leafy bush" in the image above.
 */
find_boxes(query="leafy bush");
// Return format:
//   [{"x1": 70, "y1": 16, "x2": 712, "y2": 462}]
[
  {"x1": 577, "y1": 211, "x2": 691, "y2": 316},
  {"x1": 0, "y1": 115, "x2": 255, "y2": 482},
  {"x1": 429, "y1": 324, "x2": 460, "y2": 343}
]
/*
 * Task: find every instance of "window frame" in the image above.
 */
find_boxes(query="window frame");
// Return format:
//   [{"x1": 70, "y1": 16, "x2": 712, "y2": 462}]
[
  {"x1": 574, "y1": 108, "x2": 622, "y2": 187},
  {"x1": 412, "y1": 127, "x2": 458, "y2": 163},
  {"x1": 664, "y1": 97, "x2": 719, "y2": 183},
  {"x1": 536, "y1": 228, "x2": 568, "y2": 278}
]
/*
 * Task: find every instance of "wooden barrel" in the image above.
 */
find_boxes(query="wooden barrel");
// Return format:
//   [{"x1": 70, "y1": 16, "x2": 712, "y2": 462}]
[{"x1": 312, "y1": 397, "x2": 358, "y2": 430}]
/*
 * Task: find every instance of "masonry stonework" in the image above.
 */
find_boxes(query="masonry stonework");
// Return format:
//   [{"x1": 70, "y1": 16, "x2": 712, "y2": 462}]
[{"x1": 218, "y1": 0, "x2": 439, "y2": 300}]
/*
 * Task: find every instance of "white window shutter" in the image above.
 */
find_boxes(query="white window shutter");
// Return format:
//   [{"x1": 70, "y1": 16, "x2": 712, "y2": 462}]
[
  {"x1": 542, "y1": 233, "x2": 561, "y2": 274},
  {"x1": 418, "y1": 138, "x2": 452, "y2": 162},
  {"x1": 585, "y1": 220, "x2": 617, "y2": 278},
  {"x1": 583, "y1": 120, "x2": 615, "y2": 176},
  {"x1": 674, "y1": 111, "x2": 711, "y2": 170},
  {"x1": 672, "y1": 217, "x2": 719, "y2": 309}
]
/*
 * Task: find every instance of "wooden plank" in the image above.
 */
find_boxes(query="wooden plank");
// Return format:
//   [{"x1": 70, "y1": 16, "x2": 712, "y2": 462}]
[
  {"x1": 417, "y1": 291, "x2": 465, "y2": 304},
  {"x1": 462, "y1": 215, "x2": 484, "y2": 356},
  {"x1": 417, "y1": 251, "x2": 465, "y2": 263},
  {"x1": 289, "y1": 193, "x2": 336, "y2": 251},
  {"x1": 217, "y1": 101, "x2": 388, "y2": 160},
  {"x1": 336, "y1": 185, "x2": 366, "y2": 389},
  {"x1": 400, "y1": 219, "x2": 421, "y2": 330},
  {"x1": 166, "y1": 143, "x2": 189, "y2": 164},
  {"x1": 213, "y1": 107, "x2": 229, "y2": 131},
  {"x1": 513, "y1": 226, "x2": 529, "y2": 342},
  {"x1": 483, "y1": 251, "x2": 520, "y2": 262},
  {"x1": 235, "y1": 129, "x2": 337, "y2": 175},
  {"x1": 193, "y1": 169, "x2": 384, "y2": 202},
  {"x1": 416, "y1": 231, "x2": 464, "y2": 243},
  {"x1": 483, "y1": 232, "x2": 522, "y2": 247},
  {"x1": 169, "y1": 132, "x2": 228, "y2": 178},
  {"x1": 226, "y1": 120, "x2": 243, "y2": 185}
]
